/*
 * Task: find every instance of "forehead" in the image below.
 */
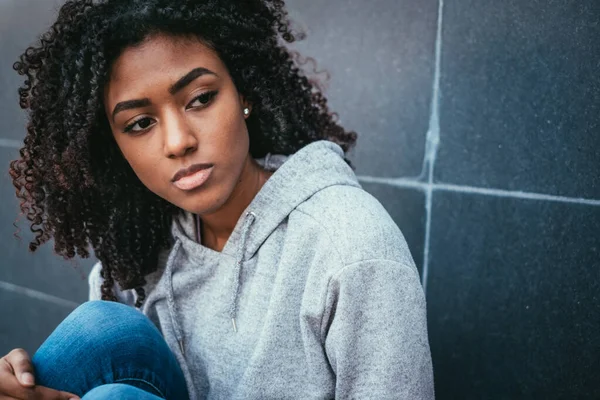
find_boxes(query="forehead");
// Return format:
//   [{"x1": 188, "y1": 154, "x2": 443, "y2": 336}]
[{"x1": 105, "y1": 34, "x2": 224, "y2": 97}]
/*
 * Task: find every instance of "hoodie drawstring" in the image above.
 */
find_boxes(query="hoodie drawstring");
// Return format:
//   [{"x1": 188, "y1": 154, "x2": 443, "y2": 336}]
[
  {"x1": 165, "y1": 238, "x2": 186, "y2": 356},
  {"x1": 228, "y1": 211, "x2": 256, "y2": 333},
  {"x1": 165, "y1": 211, "x2": 257, "y2": 352}
]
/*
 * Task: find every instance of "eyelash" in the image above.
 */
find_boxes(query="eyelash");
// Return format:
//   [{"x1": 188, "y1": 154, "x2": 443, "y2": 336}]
[{"x1": 123, "y1": 90, "x2": 219, "y2": 134}]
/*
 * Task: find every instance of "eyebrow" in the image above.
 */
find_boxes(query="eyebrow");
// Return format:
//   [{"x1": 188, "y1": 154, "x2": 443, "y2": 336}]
[{"x1": 111, "y1": 67, "x2": 218, "y2": 122}]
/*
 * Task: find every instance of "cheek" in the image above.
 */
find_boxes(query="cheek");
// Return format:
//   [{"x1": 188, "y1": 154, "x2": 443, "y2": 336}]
[
  {"x1": 131, "y1": 157, "x2": 160, "y2": 181},
  {"x1": 224, "y1": 119, "x2": 250, "y2": 171},
  {"x1": 207, "y1": 107, "x2": 249, "y2": 162},
  {"x1": 115, "y1": 140, "x2": 165, "y2": 190}
]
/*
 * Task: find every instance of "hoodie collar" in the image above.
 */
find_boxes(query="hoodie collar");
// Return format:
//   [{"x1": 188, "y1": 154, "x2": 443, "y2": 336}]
[
  {"x1": 229, "y1": 140, "x2": 360, "y2": 260},
  {"x1": 171, "y1": 140, "x2": 360, "y2": 261},
  {"x1": 166, "y1": 140, "x2": 361, "y2": 333}
]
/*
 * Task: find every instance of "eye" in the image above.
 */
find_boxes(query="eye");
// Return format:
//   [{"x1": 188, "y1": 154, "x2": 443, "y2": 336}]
[
  {"x1": 187, "y1": 90, "x2": 218, "y2": 109},
  {"x1": 123, "y1": 117, "x2": 155, "y2": 134}
]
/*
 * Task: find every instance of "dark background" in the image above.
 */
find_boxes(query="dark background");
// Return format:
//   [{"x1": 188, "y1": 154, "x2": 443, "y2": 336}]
[{"x1": 1, "y1": 0, "x2": 599, "y2": 398}]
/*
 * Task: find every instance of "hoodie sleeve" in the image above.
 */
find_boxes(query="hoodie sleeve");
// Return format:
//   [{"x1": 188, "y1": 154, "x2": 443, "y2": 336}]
[
  {"x1": 322, "y1": 259, "x2": 435, "y2": 399},
  {"x1": 88, "y1": 262, "x2": 136, "y2": 306}
]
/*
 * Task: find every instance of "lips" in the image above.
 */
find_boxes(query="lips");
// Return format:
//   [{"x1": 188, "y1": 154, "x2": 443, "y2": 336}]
[{"x1": 172, "y1": 163, "x2": 214, "y2": 191}]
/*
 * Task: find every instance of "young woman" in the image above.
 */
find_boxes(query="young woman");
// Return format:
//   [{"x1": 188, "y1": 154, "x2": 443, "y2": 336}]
[{"x1": 2, "y1": 0, "x2": 434, "y2": 399}]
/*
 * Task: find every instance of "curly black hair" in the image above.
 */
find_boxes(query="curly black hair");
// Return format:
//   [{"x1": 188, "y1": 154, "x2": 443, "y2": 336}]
[{"x1": 9, "y1": 0, "x2": 357, "y2": 308}]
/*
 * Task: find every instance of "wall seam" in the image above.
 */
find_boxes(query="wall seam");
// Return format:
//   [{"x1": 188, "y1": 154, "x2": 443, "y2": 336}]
[
  {"x1": 0, "y1": 280, "x2": 80, "y2": 310},
  {"x1": 0, "y1": 139, "x2": 21, "y2": 149},
  {"x1": 420, "y1": 0, "x2": 445, "y2": 294},
  {"x1": 358, "y1": 177, "x2": 600, "y2": 206}
]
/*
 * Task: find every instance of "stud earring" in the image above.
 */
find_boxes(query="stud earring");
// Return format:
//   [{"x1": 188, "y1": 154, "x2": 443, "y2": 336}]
[{"x1": 243, "y1": 108, "x2": 250, "y2": 116}]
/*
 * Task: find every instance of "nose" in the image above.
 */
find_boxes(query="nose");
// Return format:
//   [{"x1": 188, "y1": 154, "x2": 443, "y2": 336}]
[{"x1": 163, "y1": 112, "x2": 198, "y2": 159}]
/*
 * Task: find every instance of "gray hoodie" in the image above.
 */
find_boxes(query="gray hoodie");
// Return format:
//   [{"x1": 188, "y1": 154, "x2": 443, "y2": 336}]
[{"x1": 89, "y1": 140, "x2": 434, "y2": 399}]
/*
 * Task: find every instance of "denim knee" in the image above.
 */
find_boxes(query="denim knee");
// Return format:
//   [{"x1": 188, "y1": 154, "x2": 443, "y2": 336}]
[
  {"x1": 64, "y1": 300, "x2": 159, "y2": 339},
  {"x1": 34, "y1": 301, "x2": 167, "y2": 388},
  {"x1": 34, "y1": 300, "x2": 165, "y2": 362},
  {"x1": 82, "y1": 383, "x2": 163, "y2": 400},
  {"x1": 33, "y1": 300, "x2": 188, "y2": 400}
]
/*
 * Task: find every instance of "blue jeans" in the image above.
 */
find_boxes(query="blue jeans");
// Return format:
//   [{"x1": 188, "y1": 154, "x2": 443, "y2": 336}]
[{"x1": 32, "y1": 300, "x2": 189, "y2": 400}]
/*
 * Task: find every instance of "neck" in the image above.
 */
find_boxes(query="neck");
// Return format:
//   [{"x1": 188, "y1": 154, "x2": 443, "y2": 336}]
[{"x1": 199, "y1": 154, "x2": 271, "y2": 251}]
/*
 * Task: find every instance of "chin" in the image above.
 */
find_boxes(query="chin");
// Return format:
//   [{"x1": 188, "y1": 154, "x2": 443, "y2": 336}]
[
  {"x1": 175, "y1": 189, "x2": 230, "y2": 216},
  {"x1": 186, "y1": 202, "x2": 222, "y2": 216}
]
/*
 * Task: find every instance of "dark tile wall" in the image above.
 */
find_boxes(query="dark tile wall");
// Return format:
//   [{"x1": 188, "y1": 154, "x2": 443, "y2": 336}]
[
  {"x1": 286, "y1": 0, "x2": 438, "y2": 178},
  {"x1": 427, "y1": 191, "x2": 600, "y2": 398},
  {"x1": 435, "y1": 0, "x2": 600, "y2": 198},
  {"x1": 0, "y1": 289, "x2": 75, "y2": 355},
  {"x1": 1, "y1": 0, "x2": 598, "y2": 398}
]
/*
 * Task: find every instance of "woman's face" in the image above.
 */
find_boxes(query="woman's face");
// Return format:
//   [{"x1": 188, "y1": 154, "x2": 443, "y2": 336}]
[{"x1": 104, "y1": 33, "x2": 252, "y2": 215}]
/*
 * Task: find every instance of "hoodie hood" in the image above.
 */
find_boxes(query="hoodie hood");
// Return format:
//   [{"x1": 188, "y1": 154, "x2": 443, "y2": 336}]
[{"x1": 164, "y1": 140, "x2": 360, "y2": 343}]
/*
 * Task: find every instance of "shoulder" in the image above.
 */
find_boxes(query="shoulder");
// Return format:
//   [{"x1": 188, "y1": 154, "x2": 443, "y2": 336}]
[
  {"x1": 88, "y1": 262, "x2": 103, "y2": 300},
  {"x1": 293, "y1": 184, "x2": 416, "y2": 268},
  {"x1": 88, "y1": 248, "x2": 170, "y2": 304},
  {"x1": 88, "y1": 261, "x2": 136, "y2": 305}
]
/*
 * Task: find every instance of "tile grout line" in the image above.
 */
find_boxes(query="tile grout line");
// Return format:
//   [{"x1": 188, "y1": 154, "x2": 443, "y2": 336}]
[
  {"x1": 358, "y1": 176, "x2": 428, "y2": 190},
  {"x1": 0, "y1": 280, "x2": 80, "y2": 310},
  {"x1": 0, "y1": 139, "x2": 22, "y2": 149},
  {"x1": 357, "y1": 176, "x2": 600, "y2": 206},
  {"x1": 421, "y1": 0, "x2": 444, "y2": 295},
  {"x1": 434, "y1": 183, "x2": 600, "y2": 206}
]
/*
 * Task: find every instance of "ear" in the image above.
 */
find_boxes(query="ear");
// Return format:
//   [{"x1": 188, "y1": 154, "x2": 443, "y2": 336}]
[{"x1": 240, "y1": 94, "x2": 252, "y2": 119}]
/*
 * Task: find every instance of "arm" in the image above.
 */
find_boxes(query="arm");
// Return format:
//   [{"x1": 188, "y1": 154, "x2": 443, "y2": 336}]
[{"x1": 322, "y1": 260, "x2": 435, "y2": 399}]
